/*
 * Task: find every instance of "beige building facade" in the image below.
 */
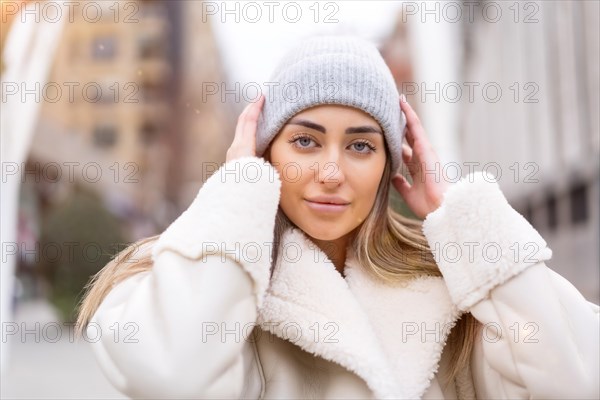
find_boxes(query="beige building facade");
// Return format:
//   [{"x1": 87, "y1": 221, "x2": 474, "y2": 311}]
[{"x1": 29, "y1": 0, "x2": 236, "y2": 238}]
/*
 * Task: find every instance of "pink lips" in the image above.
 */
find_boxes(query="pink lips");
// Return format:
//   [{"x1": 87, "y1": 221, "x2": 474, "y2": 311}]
[{"x1": 304, "y1": 199, "x2": 350, "y2": 213}]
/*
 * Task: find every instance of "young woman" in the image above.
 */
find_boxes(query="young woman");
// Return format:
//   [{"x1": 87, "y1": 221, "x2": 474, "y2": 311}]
[{"x1": 76, "y1": 36, "x2": 599, "y2": 399}]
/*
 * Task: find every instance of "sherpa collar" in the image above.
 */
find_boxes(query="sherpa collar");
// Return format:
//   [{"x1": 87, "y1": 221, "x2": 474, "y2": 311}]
[{"x1": 257, "y1": 227, "x2": 461, "y2": 399}]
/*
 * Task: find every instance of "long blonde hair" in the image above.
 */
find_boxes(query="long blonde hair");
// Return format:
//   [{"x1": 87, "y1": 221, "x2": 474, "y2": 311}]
[{"x1": 76, "y1": 145, "x2": 478, "y2": 387}]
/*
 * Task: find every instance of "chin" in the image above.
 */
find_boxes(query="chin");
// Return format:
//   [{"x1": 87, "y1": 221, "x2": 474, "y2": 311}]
[{"x1": 299, "y1": 223, "x2": 350, "y2": 242}]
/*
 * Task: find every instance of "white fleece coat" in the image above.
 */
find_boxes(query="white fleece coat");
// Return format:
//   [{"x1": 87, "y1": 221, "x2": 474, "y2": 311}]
[{"x1": 89, "y1": 156, "x2": 599, "y2": 399}]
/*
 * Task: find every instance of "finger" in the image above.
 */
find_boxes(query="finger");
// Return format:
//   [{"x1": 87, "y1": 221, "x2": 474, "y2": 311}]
[
  {"x1": 242, "y1": 95, "x2": 264, "y2": 138},
  {"x1": 405, "y1": 125, "x2": 433, "y2": 166},
  {"x1": 401, "y1": 143, "x2": 419, "y2": 176},
  {"x1": 399, "y1": 96, "x2": 420, "y2": 127},
  {"x1": 237, "y1": 100, "x2": 263, "y2": 157},
  {"x1": 401, "y1": 143, "x2": 413, "y2": 164},
  {"x1": 399, "y1": 103, "x2": 417, "y2": 149},
  {"x1": 404, "y1": 125, "x2": 415, "y2": 148},
  {"x1": 233, "y1": 102, "x2": 253, "y2": 143},
  {"x1": 392, "y1": 174, "x2": 412, "y2": 199},
  {"x1": 399, "y1": 98, "x2": 428, "y2": 145}
]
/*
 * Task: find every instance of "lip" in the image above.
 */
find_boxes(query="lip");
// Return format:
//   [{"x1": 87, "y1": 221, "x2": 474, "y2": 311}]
[
  {"x1": 305, "y1": 195, "x2": 350, "y2": 205},
  {"x1": 304, "y1": 199, "x2": 350, "y2": 213}
]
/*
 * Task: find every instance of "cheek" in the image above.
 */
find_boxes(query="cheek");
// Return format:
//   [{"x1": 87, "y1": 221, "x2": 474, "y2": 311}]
[
  {"x1": 277, "y1": 164, "x2": 312, "y2": 207},
  {"x1": 278, "y1": 180, "x2": 296, "y2": 212},
  {"x1": 353, "y1": 182, "x2": 379, "y2": 218},
  {"x1": 349, "y1": 163, "x2": 385, "y2": 215}
]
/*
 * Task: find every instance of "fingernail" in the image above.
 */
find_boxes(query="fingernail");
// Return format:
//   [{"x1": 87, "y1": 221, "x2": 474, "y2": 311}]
[{"x1": 400, "y1": 93, "x2": 406, "y2": 103}]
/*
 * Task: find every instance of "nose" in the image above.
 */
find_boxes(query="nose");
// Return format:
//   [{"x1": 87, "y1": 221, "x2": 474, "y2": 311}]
[{"x1": 316, "y1": 150, "x2": 346, "y2": 188}]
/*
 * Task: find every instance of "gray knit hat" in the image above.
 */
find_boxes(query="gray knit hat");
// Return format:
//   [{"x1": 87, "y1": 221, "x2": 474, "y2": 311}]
[{"x1": 256, "y1": 35, "x2": 406, "y2": 175}]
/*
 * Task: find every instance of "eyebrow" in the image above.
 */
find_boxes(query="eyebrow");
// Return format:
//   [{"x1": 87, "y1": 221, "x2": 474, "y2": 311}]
[{"x1": 287, "y1": 118, "x2": 383, "y2": 135}]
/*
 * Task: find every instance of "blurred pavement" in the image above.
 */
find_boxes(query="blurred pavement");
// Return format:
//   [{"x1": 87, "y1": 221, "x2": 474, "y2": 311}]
[{"x1": 1, "y1": 300, "x2": 127, "y2": 399}]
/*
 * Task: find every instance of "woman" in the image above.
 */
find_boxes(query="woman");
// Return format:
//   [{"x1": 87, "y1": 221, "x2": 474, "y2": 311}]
[{"x1": 76, "y1": 36, "x2": 599, "y2": 399}]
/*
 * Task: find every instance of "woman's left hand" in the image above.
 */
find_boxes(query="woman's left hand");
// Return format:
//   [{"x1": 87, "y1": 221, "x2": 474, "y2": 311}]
[{"x1": 392, "y1": 96, "x2": 451, "y2": 219}]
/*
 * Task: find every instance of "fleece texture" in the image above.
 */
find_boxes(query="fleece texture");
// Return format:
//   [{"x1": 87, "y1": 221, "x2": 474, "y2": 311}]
[
  {"x1": 91, "y1": 156, "x2": 600, "y2": 400},
  {"x1": 255, "y1": 168, "x2": 553, "y2": 399},
  {"x1": 151, "y1": 156, "x2": 281, "y2": 307},
  {"x1": 422, "y1": 171, "x2": 553, "y2": 311},
  {"x1": 257, "y1": 227, "x2": 460, "y2": 399}
]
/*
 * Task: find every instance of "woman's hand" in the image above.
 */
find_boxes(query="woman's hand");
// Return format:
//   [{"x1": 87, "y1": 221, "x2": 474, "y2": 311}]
[
  {"x1": 392, "y1": 96, "x2": 451, "y2": 219},
  {"x1": 226, "y1": 95, "x2": 265, "y2": 163}
]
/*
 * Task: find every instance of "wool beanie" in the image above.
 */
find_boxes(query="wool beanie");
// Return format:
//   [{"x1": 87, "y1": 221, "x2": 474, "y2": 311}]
[{"x1": 255, "y1": 35, "x2": 406, "y2": 175}]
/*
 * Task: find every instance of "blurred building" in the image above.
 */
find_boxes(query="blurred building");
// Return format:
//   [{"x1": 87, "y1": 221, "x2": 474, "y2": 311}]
[
  {"x1": 383, "y1": 5, "x2": 464, "y2": 166},
  {"x1": 31, "y1": 0, "x2": 177, "y2": 238},
  {"x1": 459, "y1": 1, "x2": 599, "y2": 302},
  {"x1": 29, "y1": 0, "x2": 236, "y2": 239},
  {"x1": 172, "y1": 0, "x2": 237, "y2": 209},
  {"x1": 380, "y1": 16, "x2": 421, "y2": 115},
  {"x1": 379, "y1": 15, "x2": 422, "y2": 218}
]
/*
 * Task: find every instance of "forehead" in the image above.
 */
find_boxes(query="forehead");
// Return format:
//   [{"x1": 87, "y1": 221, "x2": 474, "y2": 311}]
[{"x1": 291, "y1": 104, "x2": 379, "y2": 125}]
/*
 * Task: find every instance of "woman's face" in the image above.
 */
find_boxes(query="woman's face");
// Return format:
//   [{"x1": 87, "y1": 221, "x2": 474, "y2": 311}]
[{"x1": 268, "y1": 104, "x2": 387, "y2": 243}]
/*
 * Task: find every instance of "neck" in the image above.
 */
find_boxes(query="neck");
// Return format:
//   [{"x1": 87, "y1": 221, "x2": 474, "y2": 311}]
[{"x1": 311, "y1": 235, "x2": 349, "y2": 276}]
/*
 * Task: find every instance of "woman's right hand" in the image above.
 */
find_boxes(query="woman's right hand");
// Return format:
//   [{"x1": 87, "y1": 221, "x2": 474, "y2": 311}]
[{"x1": 226, "y1": 95, "x2": 265, "y2": 163}]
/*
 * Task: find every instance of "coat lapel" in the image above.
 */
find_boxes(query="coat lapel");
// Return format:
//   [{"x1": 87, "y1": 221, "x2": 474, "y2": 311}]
[
  {"x1": 257, "y1": 227, "x2": 461, "y2": 399},
  {"x1": 344, "y1": 255, "x2": 461, "y2": 398}
]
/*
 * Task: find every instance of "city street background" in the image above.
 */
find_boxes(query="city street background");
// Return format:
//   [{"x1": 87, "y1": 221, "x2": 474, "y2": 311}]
[{"x1": 1, "y1": 0, "x2": 599, "y2": 398}]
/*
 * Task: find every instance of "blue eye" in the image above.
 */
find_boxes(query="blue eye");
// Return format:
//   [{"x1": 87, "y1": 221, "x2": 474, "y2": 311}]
[
  {"x1": 353, "y1": 142, "x2": 367, "y2": 152},
  {"x1": 288, "y1": 134, "x2": 316, "y2": 149},
  {"x1": 297, "y1": 137, "x2": 313, "y2": 147},
  {"x1": 352, "y1": 140, "x2": 377, "y2": 153},
  {"x1": 287, "y1": 134, "x2": 377, "y2": 154}
]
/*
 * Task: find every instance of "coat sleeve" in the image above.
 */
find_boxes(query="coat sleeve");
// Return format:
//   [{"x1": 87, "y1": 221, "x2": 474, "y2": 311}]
[
  {"x1": 87, "y1": 156, "x2": 281, "y2": 399},
  {"x1": 422, "y1": 171, "x2": 599, "y2": 399}
]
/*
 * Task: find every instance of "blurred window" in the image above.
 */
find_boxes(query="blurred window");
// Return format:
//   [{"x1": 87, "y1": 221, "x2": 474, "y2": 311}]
[
  {"x1": 545, "y1": 193, "x2": 558, "y2": 230},
  {"x1": 140, "y1": 0, "x2": 165, "y2": 18},
  {"x1": 93, "y1": 124, "x2": 118, "y2": 148},
  {"x1": 92, "y1": 36, "x2": 117, "y2": 60},
  {"x1": 138, "y1": 36, "x2": 165, "y2": 59},
  {"x1": 97, "y1": 79, "x2": 124, "y2": 105},
  {"x1": 524, "y1": 202, "x2": 534, "y2": 227},
  {"x1": 140, "y1": 79, "x2": 164, "y2": 102},
  {"x1": 570, "y1": 183, "x2": 588, "y2": 224},
  {"x1": 99, "y1": 84, "x2": 115, "y2": 104},
  {"x1": 140, "y1": 121, "x2": 160, "y2": 145}
]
